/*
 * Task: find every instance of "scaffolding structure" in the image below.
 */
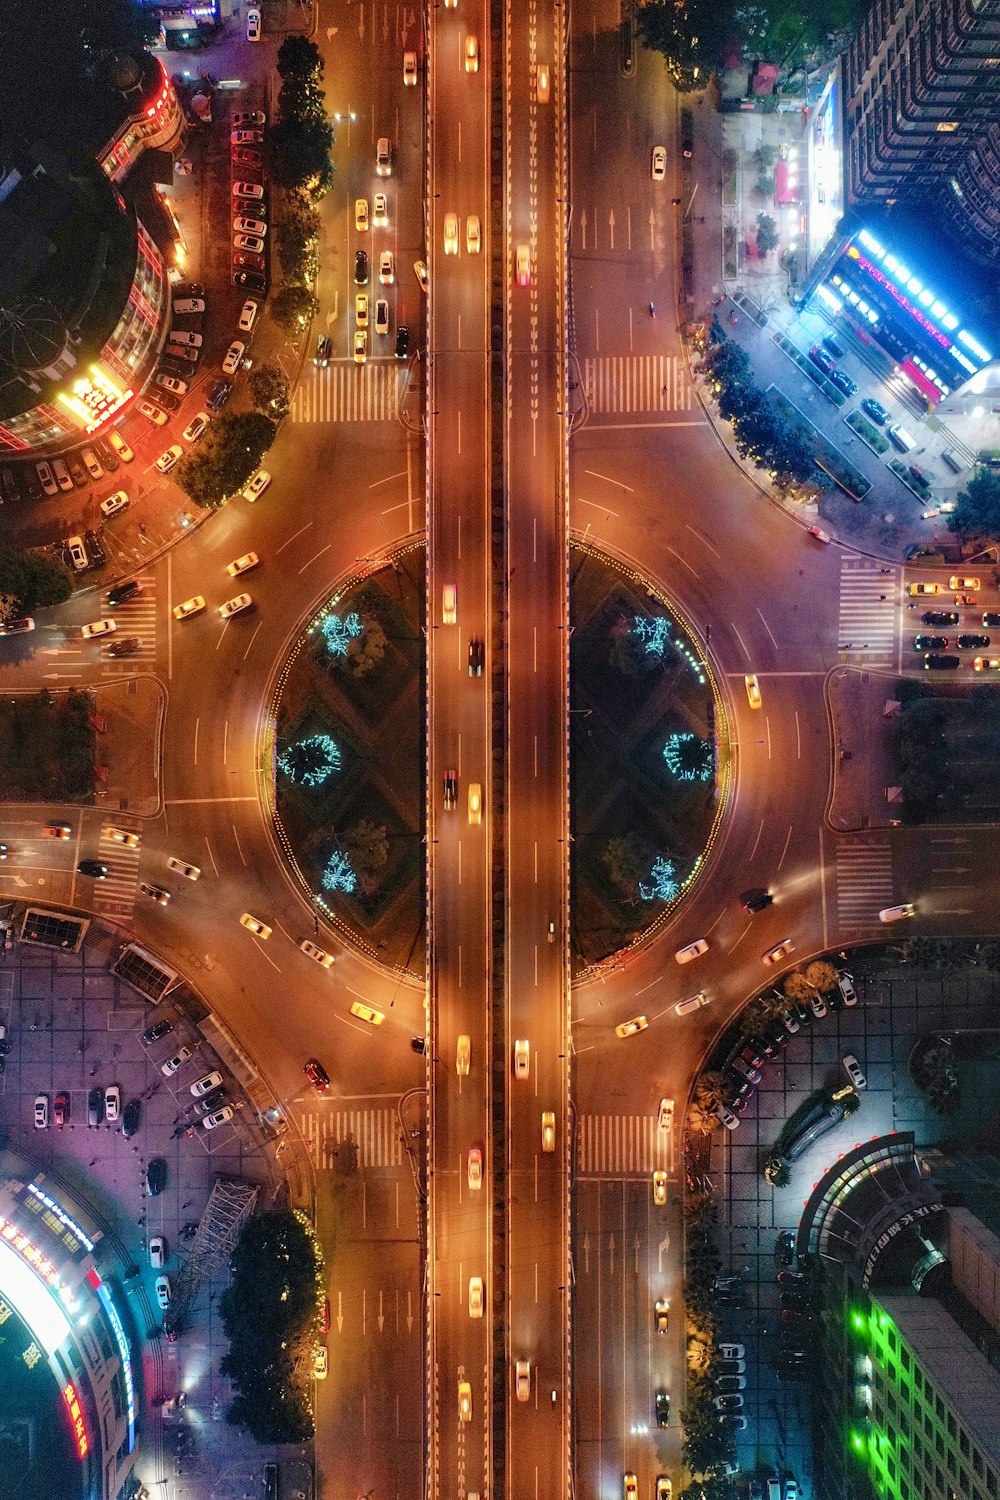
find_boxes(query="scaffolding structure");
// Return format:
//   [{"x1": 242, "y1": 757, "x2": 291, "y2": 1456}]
[{"x1": 163, "y1": 1176, "x2": 259, "y2": 1336}]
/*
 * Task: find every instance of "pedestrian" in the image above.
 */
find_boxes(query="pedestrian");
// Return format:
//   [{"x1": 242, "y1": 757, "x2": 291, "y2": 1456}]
[{"x1": 879, "y1": 594, "x2": 887, "y2": 601}]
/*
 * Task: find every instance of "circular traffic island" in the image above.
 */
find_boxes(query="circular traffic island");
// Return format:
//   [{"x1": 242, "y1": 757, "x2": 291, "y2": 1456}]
[{"x1": 569, "y1": 545, "x2": 729, "y2": 971}]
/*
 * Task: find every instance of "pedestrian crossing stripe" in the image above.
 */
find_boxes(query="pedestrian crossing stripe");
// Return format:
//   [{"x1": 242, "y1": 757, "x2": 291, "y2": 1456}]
[
  {"x1": 837, "y1": 560, "x2": 896, "y2": 655},
  {"x1": 835, "y1": 841, "x2": 894, "y2": 929},
  {"x1": 300, "y1": 1108, "x2": 404, "y2": 1169},
  {"x1": 576, "y1": 1115, "x2": 671, "y2": 1176},
  {"x1": 583, "y1": 355, "x2": 692, "y2": 415},
  {"x1": 291, "y1": 363, "x2": 402, "y2": 424}
]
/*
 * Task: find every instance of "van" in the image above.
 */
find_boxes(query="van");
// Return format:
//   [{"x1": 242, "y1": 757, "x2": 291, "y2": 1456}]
[
  {"x1": 886, "y1": 423, "x2": 917, "y2": 453},
  {"x1": 766, "y1": 1481, "x2": 782, "y2": 1500},
  {"x1": 940, "y1": 448, "x2": 964, "y2": 474},
  {"x1": 376, "y1": 136, "x2": 392, "y2": 175}
]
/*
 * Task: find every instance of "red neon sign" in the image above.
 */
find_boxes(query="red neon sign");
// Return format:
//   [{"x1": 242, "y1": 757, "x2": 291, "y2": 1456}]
[{"x1": 61, "y1": 1381, "x2": 90, "y2": 1459}]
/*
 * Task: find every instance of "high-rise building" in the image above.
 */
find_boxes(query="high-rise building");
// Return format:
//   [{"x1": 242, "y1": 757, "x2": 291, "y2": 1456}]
[{"x1": 842, "y1": 0, "x2": 1000, "y2": 266}]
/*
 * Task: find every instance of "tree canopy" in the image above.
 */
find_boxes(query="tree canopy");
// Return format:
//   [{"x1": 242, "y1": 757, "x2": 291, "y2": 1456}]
[
  {"x1": 219, "y1": 1209, "x2": 324, "y2": 1444},
  {"x1": 947, "y1": 467, "x2": 1000, "y2": 549},
  {"x1": 0, "y1": 547, "x2": 73, "y2": 618},
  {"x1": 175, "y1": 411, "x2": 277, "y2": 508}
]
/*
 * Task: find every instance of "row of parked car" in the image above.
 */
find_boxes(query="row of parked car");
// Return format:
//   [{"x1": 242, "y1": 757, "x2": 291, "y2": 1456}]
[
  {"x1": 10, "y1": 429, "x2": 134, "y2": 506},
  {"x1": 34, "y1": 1083, "x2": 137, "y2": 1133},
  {"x1": 229, "y1": 109, "x2": 269, "y2": 295},
  {"x1": 716, "y1": 972, "x2": 858, "y2": 1129},
  {"x1": 141, "y1": 1015, "x2": 235, "y2": 1131}
]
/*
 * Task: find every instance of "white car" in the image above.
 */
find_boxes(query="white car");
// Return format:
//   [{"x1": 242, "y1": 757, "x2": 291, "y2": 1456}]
[
  {"x1": 468, "y1": 1276, "x2": 483, "y2": 1317},
  {"x1": 466, "y1": 215, "x2": 481, "y2": 254},
  {"x1": 762, "y1": 938, "x2": 794, "y2": 966},
  {"x1": 232, "y1": 181, "x2": 263, "y2": 201},
  {"x1": 203, "y1": 1105, "x2": 235, "y2": 1130},
  {"x1": 81, "y1": 618, "x2": 116, "y2": 639},
  {"x1": 379, "y1": 250, "x2": 395, "y2": 285},
  {"x1": 103, "y1": 825, "x2": 140, "y2": 849},
  {"x1": 468, "y1": 1147, "x2": 482, "y2": 1190},
  {"x1": 843, "y1": 1054, "x2": 867, "y2": 1089},
  {"x1": 172, "y1": 297, "x2": 205, "y2": 314},
  {"x1": 233, "y1": 216, "x2": 267, "y2": 236},
  {"x1": 140, "y1": 880, "x2": 172, "y2": 907},
  {"x1": 837, "y1": 972, "x2": 858, "y2": 1007},
  {"x1": 658, "y1": 1097, "x2": 674, "y2": 1130},
  {"x1": 299, "y1": 938, "x2": 334, "y2": 968},
  {"x1": 675, "y1": 991, "x2": 710, "y2": 1016},
  {"x1": 373, "y1": 192, "x2": 388, "y2": 226},
  {"x1": 36, "y1": 461, "x2": 58, "y2": 496},
  {"x1": 108, "y1": 431, "x2": 134, "y2": 462},
  {"x1": 403, "y1": 50, "x2": 418, "y2": 85},
  {"x1": 246, "y1": 6, "x2": 261, "y2": 40},
  {"x1": 173, "y1": 595, "x2": 206, "y2": 621},
  {"x1": 238, "y1": 300, "x2": 259, "y2": 333},
  {"x1": 155, "y1": 1274, "x2": 172, "y2": 1309},
  {"x1": 464, "y1": 34, "x2": 479, "y2": 72},
  {"x1": 313, "y1": 1345, "x2": 328, "y2": 1379},
  {"x1": 168, "y1": 330, "x2": 203, "y2": 347},
  {"x1": 161, "y1": 1046, "x2": 192, "y2": 1076},
  {"x1": 166, "y1": 856, "x2": 201, "y2": 880},
  {"x1": 444, "y1": 212, "x2": 459, "y2": 255},
  {"x1": 182, "y1": 412, "x2": 210, "y2": 443},
  {"x1": 100, "y1": 490, "x2": 129, "y2": 518},
  {"x1": 227, "y1": 552, "x2": 260, "y2": 577},
  {"x1": 67, "y1": 535, "x2": 88, "y2": 570},
  {"x1": 515, "y1": 1359, "x2": 530, "y2": 1402},
  {"x1": 243, "y1": 471, "x2": 271, "y2": 502},
  {"x1": 149, "y1": 1235, "x2": 166, "y2": 1268},
  {"x1": 513, "y1": 1039, "x2": 530, "y2": 1079},
  {"x1": 651, "y1": 145, "x2": 666, "y2": 180},
  {"x1": 222, "y1": 340, "x2": 246, "y2": 375},
  {"x1": 34, "y1": 1094, "x2": 48, "y2": 1129},
  {"x1": 879, "y1": 903, "x2": 916, "y2": 923},
  {"x1": 715, "y1": 1103, "x2": 740, "y2": 1131},
  {"x1": 675, "y1": 938, "x2": 708, "y2": 964},
  {"x1": 156, "y1": 372, "x2": 188, "y2": 395},
  {"x1": 240, "y1": 911, "x2": 271, "y2": 938},
  {"x1": 219, "y1": 593, "x2": 253, "y2": 619},
  {"x1": 104, "y1": 1085, "x2": 121, "y2": 1122},
  {"x1": 156, "y1": 444, "x2": 183, "y2": 474}
]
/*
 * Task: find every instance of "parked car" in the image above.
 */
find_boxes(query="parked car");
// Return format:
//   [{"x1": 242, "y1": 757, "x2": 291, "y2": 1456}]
[
  {"x1": 843, "y1": 1053, "x2": 867, "y2": 1089},
  {"x1": 146, "y1": 1158, "x2": 166, "y2": 1196},
  {"x1": 122, "y1": 1099, "x2": 142, "y2": 1138}
]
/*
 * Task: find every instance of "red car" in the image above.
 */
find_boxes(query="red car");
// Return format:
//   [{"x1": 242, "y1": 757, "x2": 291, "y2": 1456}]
[
  {"x1": 320, "y1": 1297, "x2": 331, "y2": 1333},
  {"x1": 53, "y1": 1092, "x2": 69, "y2": 1128},
  {"x1": 304, "y1": 1058, "x2": 330, "y2": 1093}
]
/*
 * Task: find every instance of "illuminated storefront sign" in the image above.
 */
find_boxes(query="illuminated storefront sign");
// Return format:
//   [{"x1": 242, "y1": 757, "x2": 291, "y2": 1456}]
[
  {"x1": 88, "y1": 1269, "x2": 137, "y2": 1450},
  {"x1": 56, "y1": 367, "x2": 134, "y2": 434},
  {"x1": 26, "y1": 1183, "x2": 96, "y2": 1254},
  {"x1": 0, "y1": 1235, "x2": 72, "y2": 1353},
  {"x1": 61, "y1": 1381, "x2": 90, "y2": 1459}
]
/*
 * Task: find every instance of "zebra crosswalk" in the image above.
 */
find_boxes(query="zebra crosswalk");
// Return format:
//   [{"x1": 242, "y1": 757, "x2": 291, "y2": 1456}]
[
  {"x1": 299, "y1": 1107, "x2": 404, "y2": 1170},
  {"x1": 576, "y1": 1115, "x2": 672, "y2": 1176},
  {"x1": 100, "y1": 574, "x2": 157, "y2": 676},
  {"x1": 837, "y1": 560, "x2": 897, "y2": 658},
  {"x1": 834, "y1": 840, "x2": 895, "y2": 930},
  {"x1": 91, "y1": 825, "x2": 142, "y2": 919},
  {"x1": 290, "y1": 362, "x2": 402, "y2": 424},
  {"x1": 582, "y1": 355, "x2": 693, "y2": 416}
]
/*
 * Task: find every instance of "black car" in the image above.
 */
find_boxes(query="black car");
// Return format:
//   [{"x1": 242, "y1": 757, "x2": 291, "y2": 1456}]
[
  {"x1": 77, "y1": 859, "x2": 108, "y2": 878},
  {"x1": 443, "y1": 769, "x2": 457, "y2": 811},
  {"x1": 923, "y1": 610, "x2": 959, "y2": 627},
  {"x1": 861, "y1": 396, "x2": 889, "y2": 425},
  {"x1": 66, "y1": 454, "x2": 87, "y2": 487},
  {"x1": 829, "y1": 369, "x2": 857, "y2": 397},
  {"x1": 84, "y1": 531, "x2": 105, "y2": 569},
  {"x1": 774, "y1": 1230, "x2": 796, "y2": 1265},
  {"x1": 22, "y1": 465, "x2": 43, "y2": 501},
  {"x1": 354, "y1": 249, "x2": 369, "y2": 285},
  {"x1": 108, "y1": 637, "x2": 141, "y2": 658},
  {"x1": 914, "y1": 634, "x2": 948, "y2": 651},
  {"x1": 924, "y1": 653, "x2": 961, "y2": 670},
  {"x1": 680, "y1": 109, "x2": 693, "y2": 158},
  {"x1": 232, "y1": 271, "x2": 267, "y2": 292},
  {"x1": 468, "y1": 638, "x2": 484, "y2": 676},
  {"x1": 314, "y1": 335, "x2": 331, "y2": 368},
  {"x1": 821, "y1": 333, "x2": 845, "y2": 358},
  {"x1": 87, "y1": 1086, "x2": 104, "y2": 1127},
  {"x1": 0, "y1": 466, "x2": 21, "y2": 502},
  {"x1": 141, "y1": 1018, "x2": 173, "y2": 1046},
  {"x1": 122, "y1": 1098, "x2": 141, "y2": 1138},
  {"x1": 146, "y1": 1157, "x2": 166, "y2": 1197},
  {"x1": 152, "y1": 389, "x2": 179, "y2": 413},
  {"x1": 395, "y1": 324, "x2": 410, "y2": 360},
  {"x1": 740, "y1": 886, "x2": 772, "y2": 912},
  {"x1": 958, "y1": 633, "x2": 990, "y2": 649},
  {"x1": 108, "y1": 579, "x2": 141, "y2": 607},
  {"x1": 779, "y1": 1289, "x2": 812, "y2": 1309},
  {"x1": 808, "y1": 345, "x2": 835, "y2": 376},
  {"x1": 195, "y1": 1087, "x2": 227, "y2": 1116},
  {"x1": 208, "y1": 379, "x2": 232, "y2": 412},
  {"x1": 776, "y1": 1269, "x2": 810, "y2": 1286},
  {"x1": 754, "y1": 1033, "x2": 783, "y2": 1060},
  {"x1": 983, "y1": 612, "x2": 1000, "y2": 628},
  {"x1": 93, "y1": 438, "x2": 118, "y2": 472},
  {"x1": 175, "y1": 282, "x2": 205, "y2": 298},
  {"x1": 655, "y1": 1390, "x2": 669, "y2": 1427}
]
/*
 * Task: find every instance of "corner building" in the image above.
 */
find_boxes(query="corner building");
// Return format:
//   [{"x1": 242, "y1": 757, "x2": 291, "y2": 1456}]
[{"x1": 842, "y1": 0, "x2": 1000, "y2": 266}]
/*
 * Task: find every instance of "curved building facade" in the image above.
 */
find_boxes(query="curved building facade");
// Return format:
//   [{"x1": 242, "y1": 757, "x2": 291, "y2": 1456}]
[
  {"x1": 0, "y1": 54, "x2": 184, "y2": 457},
  {"x1": 0, "y1": 1151, "x2": 141, "y2": 1500}
]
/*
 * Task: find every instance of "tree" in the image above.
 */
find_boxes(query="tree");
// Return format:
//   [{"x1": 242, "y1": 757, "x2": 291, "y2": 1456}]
[
  {"x1": 0, "y1": 546, "x2": 72, "y2": 614},
  {"x1": 175, "y1": 411, "x2": 277, "y2": 508},
  {"x1": 948, "y1": 468, "x2": 1000, "y2": 549},
  {"x1": 756, "y1": 212, "x2": 779, "y2": 254},
  {"x1": 271, "y1": 283, "x2": 319, "y2": 335},
  {"x1": 782, "y1": 970, "x2": 814, "y2": 1003},
  {"x1": 276, "y1": 201, "x2": 320, "y2": 281},
  {"x1": 346, "y1": 620, "x2": 387, "y2": 678},
  {"x1": 219, "y1": 1209, "x2": 323, "y2": 1444},
  {"x1": 276, "y1": 34, "x2": 324, "y2": 81},
  {"x1": 343, "y1": 820, "x2": 389, "y2": 878},
  {"x1": 804, "y1": 959, "x2": 839, "y2": 994},
  {"x1": 247, "y1": 362, "x2": 291, "y2": 421},
  {"x1": 688, "y1": 1071, "x2": 724, "y2": 1133},
  {"x1": 270, "y1": 115, "x2": 335, "y2": 192}
]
